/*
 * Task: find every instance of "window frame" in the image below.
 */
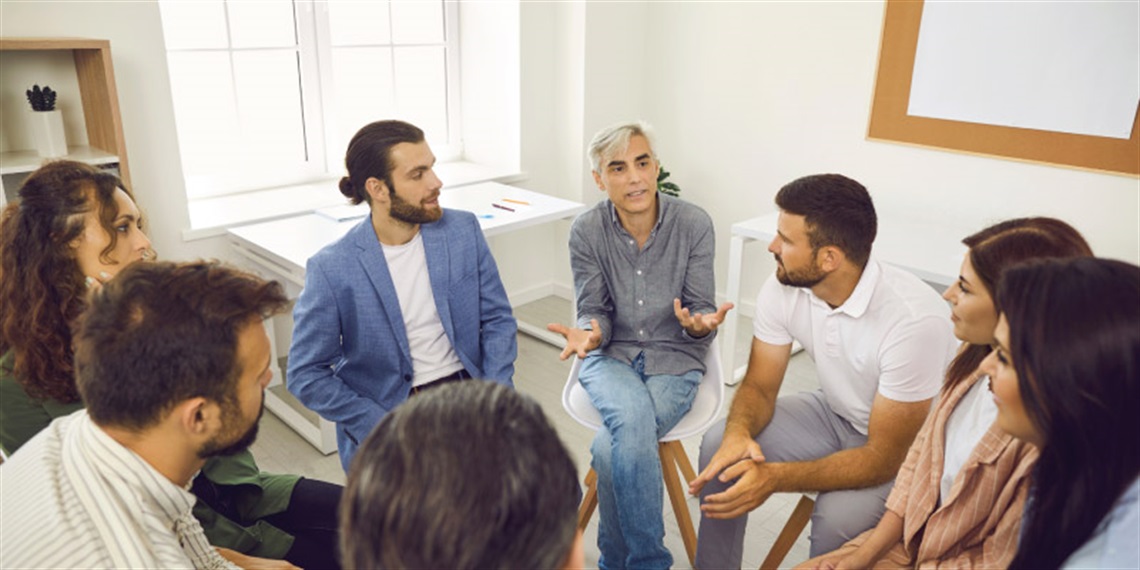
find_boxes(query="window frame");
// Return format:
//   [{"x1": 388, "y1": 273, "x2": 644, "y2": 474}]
[{"x1": 161, "y1": 0, "x2": 463, "y2": 200}]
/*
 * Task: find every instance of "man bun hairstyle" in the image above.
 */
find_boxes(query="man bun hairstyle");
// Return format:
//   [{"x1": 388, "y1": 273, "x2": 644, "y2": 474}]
[{"x1": 340, "y1": 120, "x2": 425, "y2": 205}]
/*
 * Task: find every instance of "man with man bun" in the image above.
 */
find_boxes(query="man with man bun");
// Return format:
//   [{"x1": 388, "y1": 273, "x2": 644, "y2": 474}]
[{"x1": 288, "y1": 120, "x2": 517, "y2": 470}]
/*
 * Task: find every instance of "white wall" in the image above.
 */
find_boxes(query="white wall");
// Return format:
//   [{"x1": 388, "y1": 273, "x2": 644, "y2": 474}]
[
  {"x1": 503, "y1": 1, "x2": 658, "y2": 303},
  {"x1": 508, "y1": 1, "x2": 586, "y2": 299},
  {"x1": 459, "y1": 1, "x2": 520, "y2": 173},
  {"x1": 640, "y1": 2, "x2": 1139, "y2": 304},
  {"x1": 578, "y1": 2, "x2": 653, "y2": 206},
  {"x1": 4, "y1": 1, "x2": 1136, "y2": 308}
]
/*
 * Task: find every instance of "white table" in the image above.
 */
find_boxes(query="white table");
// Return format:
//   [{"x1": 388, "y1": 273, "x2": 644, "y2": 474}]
[
  {"x1": 721, "y1": 210, "x2": 967, "y2": 384},
  {"x1": 228, "y1": 181, "x2": 586, "y2": 453}
]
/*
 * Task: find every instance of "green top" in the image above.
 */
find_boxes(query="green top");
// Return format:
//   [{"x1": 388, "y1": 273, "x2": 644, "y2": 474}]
[{"x1": 0, "y1": 351, "x2": 300, "y2": 558}]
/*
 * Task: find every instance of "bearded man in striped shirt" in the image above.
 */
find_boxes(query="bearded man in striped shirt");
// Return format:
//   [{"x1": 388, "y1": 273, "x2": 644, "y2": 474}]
[{"x1": 1, "y1": 261, "x2": 295, "y2": 570}]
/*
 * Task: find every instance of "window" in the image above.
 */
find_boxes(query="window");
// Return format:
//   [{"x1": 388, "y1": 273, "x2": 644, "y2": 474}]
[{"x1": 159, "y1": 0, "x2": 460, "y2": 200}]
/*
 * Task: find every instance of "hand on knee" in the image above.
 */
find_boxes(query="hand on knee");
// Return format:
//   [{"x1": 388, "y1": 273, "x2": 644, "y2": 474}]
[{"x1": 697, "y1": 458, "x2": 778, "y2": 519}]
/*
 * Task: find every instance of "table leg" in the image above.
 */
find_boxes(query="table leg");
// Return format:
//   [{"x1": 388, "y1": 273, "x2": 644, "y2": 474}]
[
  {"x1": 723, "y1": 235, "x2": 749, "y2": 385},
  {"x1": 261, "y1": 313, "x2": 338, "y2": 455},
  {"x1": 262, "y1": 317, "x2": 286, "y2": 389}
]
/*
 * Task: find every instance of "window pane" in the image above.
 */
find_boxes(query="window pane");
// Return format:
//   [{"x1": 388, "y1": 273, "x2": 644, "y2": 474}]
[
  {"x1": 331, "y1": 47, "x2": 396, "y2": 155},
  {"x1": 391, "y1": 0, "x2": 443, "y2": 45},
  {"x1": 228, "y1": 0, "x2": 297, "y2": 48},
  {"x1": 232, "y1": 50, "x2": 308, "y2": 164},
  {"x1": 166, "y1": 52, "x2": 241, "y2": 175},
  {"x1": 162, "y1": 0, "x2": 460, "y2": 198},
  {"x1": 328, "y1": 0, "x2": 391, "y2": 46},
  {"x1": 393, "y1": 46, "x2": 447, "y2": 142},
  {"x1": 159, "y1": 0, "x2": 228, "y2": 50}
]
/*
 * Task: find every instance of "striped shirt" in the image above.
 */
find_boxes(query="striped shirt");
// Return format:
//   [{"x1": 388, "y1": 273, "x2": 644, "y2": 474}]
[{"x1": 0, "y1": 410, "x2": 237, "y2": 569}]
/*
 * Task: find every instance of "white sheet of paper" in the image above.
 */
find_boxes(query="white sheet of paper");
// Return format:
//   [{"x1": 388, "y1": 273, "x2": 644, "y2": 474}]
[{"x1": 908, "y1": 2, "x2": 1139, "y2": 139}]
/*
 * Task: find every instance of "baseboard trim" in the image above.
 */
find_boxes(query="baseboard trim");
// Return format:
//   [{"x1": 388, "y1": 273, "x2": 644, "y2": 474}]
[{"x1": 507, "y1": 281, "x2": 573, "y2": 306}]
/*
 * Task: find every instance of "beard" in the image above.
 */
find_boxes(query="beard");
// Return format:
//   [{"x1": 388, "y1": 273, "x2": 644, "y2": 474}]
[
  {"x1": 774, "y1": 252, "x2": 827, "y2": 288},
  {"x1": 390, "y1": 189, "x2": 442, "y2": 225},
  {"x1": 199, "y1": 402, "x2": 264, "y2": 459}
]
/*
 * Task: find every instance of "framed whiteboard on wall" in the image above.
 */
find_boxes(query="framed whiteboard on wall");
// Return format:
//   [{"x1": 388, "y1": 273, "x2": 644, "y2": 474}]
[{"x1": 868, "y1": 0, "x2": 1140, "y2": 177}]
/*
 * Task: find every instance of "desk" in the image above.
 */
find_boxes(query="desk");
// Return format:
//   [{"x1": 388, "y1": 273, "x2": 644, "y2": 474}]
[
  {"x1": 229, "y1": 181, "x2": 586, "y2": 453},
  {"x1": 721, "y1": 210, "x2": 966, "y2": 384}
]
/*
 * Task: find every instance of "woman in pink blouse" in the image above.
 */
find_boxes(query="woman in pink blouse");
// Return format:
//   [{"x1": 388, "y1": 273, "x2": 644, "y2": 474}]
[{"x1": 800, "y1": 217, "x2": 1091, "y2": 569}]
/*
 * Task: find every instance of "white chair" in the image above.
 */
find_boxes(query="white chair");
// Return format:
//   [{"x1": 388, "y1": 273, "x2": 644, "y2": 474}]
[{"x1": 562, "y1": 337, "x2": 725, "y2": 567}]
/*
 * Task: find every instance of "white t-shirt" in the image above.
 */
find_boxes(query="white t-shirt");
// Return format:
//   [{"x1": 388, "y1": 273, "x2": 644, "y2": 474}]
[
  {"x1": 753, "y1": 259, "x2": 957, "y2": 433},
  {"x1": 381, "y1": 232, "x2": 464, "y2": 386},
  {"x1": 940, "y1": 376, "x2": 999, "y2": 503}
]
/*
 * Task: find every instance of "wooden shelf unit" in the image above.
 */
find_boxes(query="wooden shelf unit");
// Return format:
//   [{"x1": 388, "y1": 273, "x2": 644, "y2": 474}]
[{"x1": 0, "y1": 38, "x2": 130, "y2": 204}]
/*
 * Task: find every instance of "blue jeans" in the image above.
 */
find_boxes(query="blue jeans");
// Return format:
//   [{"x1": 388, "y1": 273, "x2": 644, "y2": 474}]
[{"x1": 579, "y1": 353, "x2": 702, "y2": 570}]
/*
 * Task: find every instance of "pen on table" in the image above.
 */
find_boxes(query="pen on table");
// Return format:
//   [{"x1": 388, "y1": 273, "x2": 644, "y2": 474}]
[
  {"x1": 502, "y1": 198, "x2": 530, "y2": 206},
  {"x1": 492, "y1": 203, "x2": 515, "y2": 212}
]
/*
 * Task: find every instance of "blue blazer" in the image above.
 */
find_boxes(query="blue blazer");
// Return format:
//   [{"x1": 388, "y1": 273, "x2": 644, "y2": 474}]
[{"x1": 287, "y1": 210, "x2": 517, "y2": 469}]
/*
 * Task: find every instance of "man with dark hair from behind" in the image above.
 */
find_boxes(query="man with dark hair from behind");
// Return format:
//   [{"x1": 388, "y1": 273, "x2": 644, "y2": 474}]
[
  {"x1": 691, "y1": 174, "x2": 959, "y2": 567},
  {"x1": 1, "y1": 261, "x2": 295, "y2": 569},
  {"x1": 340, "y1": 381, "x2": 584, "y2": 570}
]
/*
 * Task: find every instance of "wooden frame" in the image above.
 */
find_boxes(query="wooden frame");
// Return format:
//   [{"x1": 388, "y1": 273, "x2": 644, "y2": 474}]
[
  {"x1": 0, "y1": 38, "x2": 130, "y2": 187},
  {"x1": 868, "y1": 0, "x2": 1139, "y2": 177},
  {"x1": 576, "y1": 441, "x2": 700, "y2": 567}
]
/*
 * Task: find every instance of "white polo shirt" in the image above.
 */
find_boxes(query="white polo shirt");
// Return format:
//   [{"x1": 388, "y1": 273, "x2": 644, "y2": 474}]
[{"x1": 753, "y1": 259, "x2": 957, "y2": 434}]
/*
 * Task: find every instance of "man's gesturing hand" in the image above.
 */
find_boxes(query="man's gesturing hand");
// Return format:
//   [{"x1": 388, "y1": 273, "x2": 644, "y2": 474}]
[
  {"x1": 546, "y1": 319, "x2": 603, "y2": 361},
  {"x1": 674, "y1": 299, "x2": 734, "y2": 338}
]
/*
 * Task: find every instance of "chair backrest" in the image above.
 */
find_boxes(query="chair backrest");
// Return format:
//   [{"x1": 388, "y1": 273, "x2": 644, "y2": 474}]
[{"x1": 561, "y1": 337, "x2": 725, "y2": 443}]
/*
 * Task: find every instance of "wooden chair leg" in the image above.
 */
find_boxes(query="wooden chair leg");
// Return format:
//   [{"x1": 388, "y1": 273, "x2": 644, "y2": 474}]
[
  {"x1": 660, "y1": 441, "x2": 697, "y2": 567},
  {"x1": 759, "y1": 495, "x2": 815, "y2": 570},
  {"x1": 577, "y1": 443, "x2": 703, "y2": 568},
  {"x1": 672, "y1": 439, "x2": 698, "y2": 484},
  {"x1": 578, "y1": 467, "x2": 599, "y2": 531}
]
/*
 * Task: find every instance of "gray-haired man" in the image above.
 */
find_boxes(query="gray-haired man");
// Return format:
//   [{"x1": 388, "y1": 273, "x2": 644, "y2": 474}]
[{"x1": 548, "y1": 121, "x2": 733, "y2": 569}]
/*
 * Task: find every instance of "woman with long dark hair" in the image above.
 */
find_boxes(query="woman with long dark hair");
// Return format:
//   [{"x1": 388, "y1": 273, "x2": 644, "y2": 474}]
[
  {"x1": 0, "y1": 160, "x2": 341, "y2": 569},
  {"x1": 989, "y1": 257, "x2": 1139, "y2": 569},
  {"x1": 803, "y1": 217, "x2": 1092, "y2": 569}
]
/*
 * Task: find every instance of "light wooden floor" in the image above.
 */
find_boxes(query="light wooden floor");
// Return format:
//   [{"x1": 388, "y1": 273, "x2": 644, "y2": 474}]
[{"x1": 249, "y1": 297, "x2": 817, "y2": 569}]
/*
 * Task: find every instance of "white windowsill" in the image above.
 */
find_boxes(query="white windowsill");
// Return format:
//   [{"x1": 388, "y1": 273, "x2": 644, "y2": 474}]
[{"x1": 182, "y1": 161, "x2": 526, "y2": 241}]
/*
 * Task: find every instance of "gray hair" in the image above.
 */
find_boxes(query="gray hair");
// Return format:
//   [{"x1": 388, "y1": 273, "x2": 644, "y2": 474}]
[{"x1": 587, "y1": 120, "x2": 657, "y2": 173}]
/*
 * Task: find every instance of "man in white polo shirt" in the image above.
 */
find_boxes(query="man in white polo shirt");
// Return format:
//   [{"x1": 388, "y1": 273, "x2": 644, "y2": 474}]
[{"x1": 690, "y1": 174, "x2": 958, "y2": 567}]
